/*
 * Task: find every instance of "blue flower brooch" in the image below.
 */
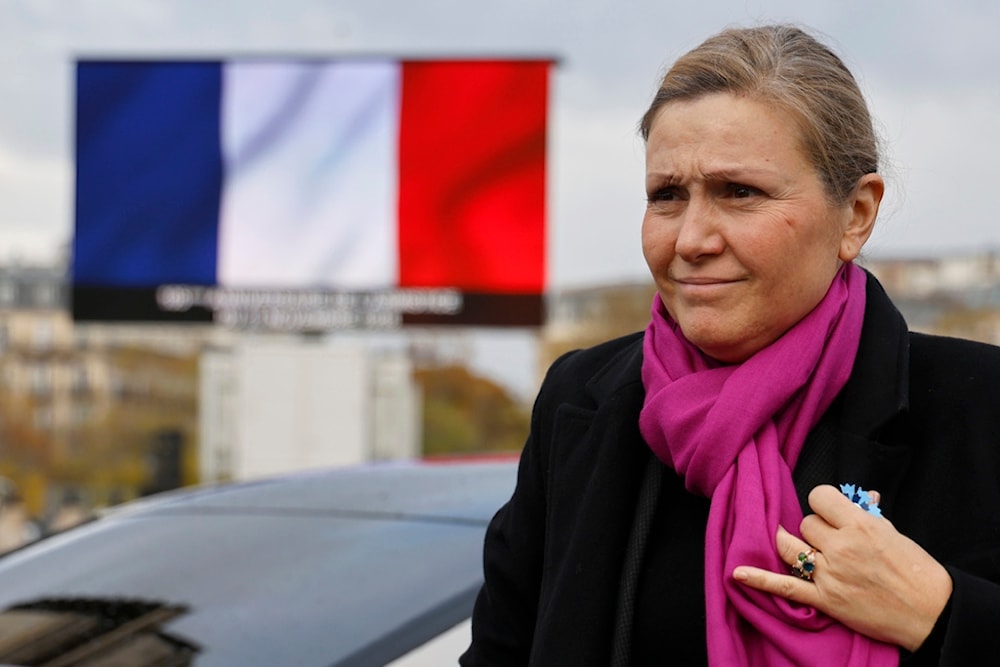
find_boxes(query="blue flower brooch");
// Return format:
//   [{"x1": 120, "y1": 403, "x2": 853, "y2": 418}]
[{"x1": 840, "y1": 483, "x2": 882, "y2": 517}]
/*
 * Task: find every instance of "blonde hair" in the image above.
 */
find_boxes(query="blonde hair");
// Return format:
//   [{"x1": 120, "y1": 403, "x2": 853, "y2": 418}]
[{"x1": 639, "y1": 24, "x2": 879, "y2": 204}]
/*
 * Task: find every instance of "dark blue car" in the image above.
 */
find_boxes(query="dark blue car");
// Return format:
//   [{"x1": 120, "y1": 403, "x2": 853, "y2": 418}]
[{"x1": 0, "y1": 460, "x2": 516, "y2": 666}]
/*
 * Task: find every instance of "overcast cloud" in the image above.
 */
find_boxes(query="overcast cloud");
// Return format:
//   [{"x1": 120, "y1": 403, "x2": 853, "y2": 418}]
[{"x1": 1, "y1": 0, "x2": 999, "y2": 288}]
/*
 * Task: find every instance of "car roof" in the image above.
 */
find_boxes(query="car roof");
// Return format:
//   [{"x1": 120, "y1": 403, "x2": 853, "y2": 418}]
[{"x1": 0, "y1": 460, "x2": 517, "y2": 666}]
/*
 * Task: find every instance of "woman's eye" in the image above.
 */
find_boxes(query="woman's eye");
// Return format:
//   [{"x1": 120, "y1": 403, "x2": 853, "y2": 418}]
[
  {"x1": 647, "y1": 188, "x2": 678, "y2": 203},
  {"x1": 729, "y1": 184, "x2": 758, "y2": 199}
]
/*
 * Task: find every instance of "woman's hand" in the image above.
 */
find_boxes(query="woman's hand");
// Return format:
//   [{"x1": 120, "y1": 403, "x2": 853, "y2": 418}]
[{"x1": 733, "y1": 484, "x2": 952, "y2": 652}]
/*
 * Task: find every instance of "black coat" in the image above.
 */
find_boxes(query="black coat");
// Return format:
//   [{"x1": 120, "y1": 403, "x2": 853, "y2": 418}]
[{"x1": 461, "y1": 274, "x2": 1000, "y2": 666}]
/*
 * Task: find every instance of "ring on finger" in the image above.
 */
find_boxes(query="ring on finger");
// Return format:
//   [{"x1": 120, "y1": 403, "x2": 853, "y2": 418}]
[{"x1": 791, "y1": 548, "x2": 817, "y2": 582}]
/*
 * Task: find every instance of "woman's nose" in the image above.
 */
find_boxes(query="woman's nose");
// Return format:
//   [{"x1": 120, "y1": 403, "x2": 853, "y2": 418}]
[{"x1": 674, "y1": 199, "x2": 724, "y2": 261}]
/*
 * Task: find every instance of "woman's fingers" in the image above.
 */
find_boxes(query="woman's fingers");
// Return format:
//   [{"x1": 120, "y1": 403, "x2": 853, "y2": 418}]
[
  {"x1": 733, "y1": 525, "x2": 823, "y2": 603},
  {"x1": 734, "y1": 488, "x2": 953, "y2": 652},
  {"x1": 732, "y1": 563, "x2": 818, "y2": 605},
  {"x1": 774, "y1": 524, "x2": 819, "y2": 578},
  {"x1": 807, "y1": 484, "x2": 868, "y2": 529}
]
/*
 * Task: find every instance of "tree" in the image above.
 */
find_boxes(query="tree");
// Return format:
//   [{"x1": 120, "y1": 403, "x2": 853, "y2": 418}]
[{"x1": 414, "y1": 365, "x2": 530, "y2": 457}]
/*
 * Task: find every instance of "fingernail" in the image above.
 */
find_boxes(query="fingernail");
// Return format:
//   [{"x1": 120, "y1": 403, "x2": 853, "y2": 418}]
[{"x1": 733, "y1": 568, "x2": 749, "y2": 582}]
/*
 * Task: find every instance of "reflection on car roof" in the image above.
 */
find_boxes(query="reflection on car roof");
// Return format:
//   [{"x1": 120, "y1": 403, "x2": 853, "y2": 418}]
[{"x1": 0, "y1": 597, "x2": 197, "y2": 666}]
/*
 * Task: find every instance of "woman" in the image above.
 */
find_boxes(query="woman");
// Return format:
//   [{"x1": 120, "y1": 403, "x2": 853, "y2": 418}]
[{"x1": 460, "y1": 24, "x2": 1000, "y2": 666}]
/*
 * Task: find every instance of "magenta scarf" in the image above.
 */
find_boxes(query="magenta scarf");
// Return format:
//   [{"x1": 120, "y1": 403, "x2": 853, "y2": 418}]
[{"x1": 639, "y1": 263, "x2": 898, "y2": 666}]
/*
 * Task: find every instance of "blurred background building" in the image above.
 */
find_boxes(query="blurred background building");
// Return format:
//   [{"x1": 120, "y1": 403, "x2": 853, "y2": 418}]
[{"x1": 1, "y1": 259, "x2": 201, "y2": 523}]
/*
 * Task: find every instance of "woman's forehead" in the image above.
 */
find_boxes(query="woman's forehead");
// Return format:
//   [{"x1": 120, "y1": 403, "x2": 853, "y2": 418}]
[{"x1": 644, "y1": 94, "x2": 810, "y2": 173}]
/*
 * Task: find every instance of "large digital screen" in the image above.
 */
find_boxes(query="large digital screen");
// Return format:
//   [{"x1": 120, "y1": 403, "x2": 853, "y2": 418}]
[{"x1": 73, "y1": 58, "x2": 550, "y2": 328}]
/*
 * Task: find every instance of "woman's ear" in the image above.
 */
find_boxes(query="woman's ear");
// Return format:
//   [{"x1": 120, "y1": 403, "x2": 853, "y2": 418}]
[{"x1": 839, "y1": 173, "x2": 885, "y2": 262}]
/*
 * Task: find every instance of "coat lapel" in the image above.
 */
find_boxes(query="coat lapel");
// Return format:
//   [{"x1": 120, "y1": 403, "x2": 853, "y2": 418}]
[
  {"x1": 531, "y1": 336, "x2": 649, "y2": 665},
  {"x1": 792, "y1": 271, "x2": 913, "y2": 519}
]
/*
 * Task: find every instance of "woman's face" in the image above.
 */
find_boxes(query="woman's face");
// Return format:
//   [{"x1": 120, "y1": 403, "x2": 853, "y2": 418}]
[{"x1": 642, "y1": 93, "x2": 863, "y2": 363}]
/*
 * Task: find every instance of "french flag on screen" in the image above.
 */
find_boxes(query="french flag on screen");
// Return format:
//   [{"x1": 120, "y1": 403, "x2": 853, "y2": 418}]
[{"x1": 74, "y1": 59, "x2": 549, "y2": 293}]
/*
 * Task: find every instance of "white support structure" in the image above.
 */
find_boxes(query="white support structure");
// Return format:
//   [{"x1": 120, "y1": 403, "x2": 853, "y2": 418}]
[{"x1": 199, "y1": 338, "x2": 420, "y2": 482}]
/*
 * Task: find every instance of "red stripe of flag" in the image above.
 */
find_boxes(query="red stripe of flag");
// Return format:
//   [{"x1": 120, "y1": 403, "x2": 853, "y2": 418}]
[{"x1": 397, "y1": 60, "x2": 548, "y2": 293}]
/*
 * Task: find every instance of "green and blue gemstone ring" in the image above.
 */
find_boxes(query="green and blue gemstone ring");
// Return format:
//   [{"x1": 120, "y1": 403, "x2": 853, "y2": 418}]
[{"x1": 792, "y1": 548, "x2": 817, "y2": 582}]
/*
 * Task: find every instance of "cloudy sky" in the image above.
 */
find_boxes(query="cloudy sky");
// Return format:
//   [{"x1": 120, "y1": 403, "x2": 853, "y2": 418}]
[{"x1": 3, "y1": 0, "x2": 1000, "y2": 291}]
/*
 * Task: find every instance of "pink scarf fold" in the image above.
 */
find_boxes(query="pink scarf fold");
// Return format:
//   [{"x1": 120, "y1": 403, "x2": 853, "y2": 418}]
[{"x1": 639, "y1": 263, "x2": 898, "y2": 666}]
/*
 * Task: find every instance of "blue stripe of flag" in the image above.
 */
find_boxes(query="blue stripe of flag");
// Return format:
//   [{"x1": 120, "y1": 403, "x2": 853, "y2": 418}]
[{"x1": 74, "y1": 61, "x2": 224, "y2": 286}]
